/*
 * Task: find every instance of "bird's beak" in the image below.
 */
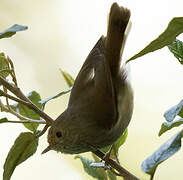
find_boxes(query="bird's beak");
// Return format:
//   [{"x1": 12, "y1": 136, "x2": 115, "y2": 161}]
[{"x1": 42, "y1": 145, "x2": 53, "y2": 154}]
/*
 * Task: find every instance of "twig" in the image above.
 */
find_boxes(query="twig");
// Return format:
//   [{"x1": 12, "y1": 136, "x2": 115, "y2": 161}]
[
  {"x1": 36, "y1": 124, "x2": 49, "y2": 137},
  {"x1": 92, "y1": 150, "x2": 139, "y2": 180},
  {"x1": 150, "y1": 172, "x2": 155, "y2": 180},
  {"x1": 110, "y1": 168, "x2": 122, "y2": 176},
  {"x1": 0, "y1": 100, "x2": 46, "y2": 123},
  {"x1": 40, "y1": 86, "x2": 72, "y2": 107},
  {"x1": 3, "y1": 119, "x2": 46, "y2": 124},
  {"x1": 0, "y1": 76, "x2": 53, "y2": 125},
  {"x1": 3, "y1": 86, "x2": 10, "y2": 110},
  {"x1": 0, "y1": 89, "x2": 30, "y2": 106},
  {"x1": 7, "y1": 56, "x2": 18, "y2": 86}
]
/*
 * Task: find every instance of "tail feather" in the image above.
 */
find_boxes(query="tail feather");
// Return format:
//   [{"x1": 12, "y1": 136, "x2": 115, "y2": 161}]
[{"x1": 105, "y1": 3, "x2": 130, "y2": 76}]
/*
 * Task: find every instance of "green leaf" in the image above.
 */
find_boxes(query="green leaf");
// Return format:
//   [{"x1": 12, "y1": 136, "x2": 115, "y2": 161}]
[
  {"x1": 0, "y1": 117, "x2": 8, "y2": 123},
  {"x1": 159, "y1": 118, "x2": 183, "y2": 136},
  {"x1": 164, "y1": 99, "x2": 183, "y2": 122},
  {"x1": 27, "y1": 91, "x2": 42, "y2": 109},
  {"x1": 90, "y1": 162, "x2": 117, "y2": 180},
  {"x1": 0, "y1": 53, "x2": 10, "y2": 78},
  {"x1": 168, "y1": 39, "x2": 183, "y2": 65},
  {"x1": 10, "y1": 91, "x2": 42, "y2": 132},
  {"x1": 3, "y1": 132, "x2": 38, "y2": 180},
  {"x1": 178, "y1": 105, "x2": 183, "y2": 118},
  {"x1": 75, "y1": 155, "x2": 106, "y2": 180},
  {"x1": 107, "y1": 170, "x2": 117, "y2": 180},
  {"x1": 60, "y1": 69, "x2": 74, "y2": 87},
  {"x1": 19, "y1": 91, "x2": 42, "y2": 132},
  {"x1": 0, "y1": 24, "x2": 28, "y2": 39},
  {"x1": 142, "y1": 130, "x2": 183, "y2": 177},
  {"x1": 101, "y1": 128, "x2": 128, "y2": 156},
  {"x1": 113, "y1": 128, "x2": 128, "y2": 153},
  {"x1": 39, "y1": 87, "x2": 72, "y2": 108},
  {"x1": 0, "y1": 91, "x2": 42, "y2": 132},
  {"x1": 127, "y1": 17, "x2": 183, "y2": 62},
  {"x1": 0, "y1": 69, "x2": 12, "y2": 75}
]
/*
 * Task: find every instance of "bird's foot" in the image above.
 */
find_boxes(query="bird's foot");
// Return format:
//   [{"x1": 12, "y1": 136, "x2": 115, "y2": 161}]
[{"x1": 91, "y1": 145, "x2": 114, "y2": 170}]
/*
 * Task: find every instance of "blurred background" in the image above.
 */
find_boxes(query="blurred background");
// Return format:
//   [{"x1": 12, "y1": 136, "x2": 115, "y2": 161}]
[{"x1": 0, "y1": 0, "x2": 183, "y2": 179}]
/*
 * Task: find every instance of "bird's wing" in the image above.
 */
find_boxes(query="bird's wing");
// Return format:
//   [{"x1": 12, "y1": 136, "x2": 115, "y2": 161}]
[{"x1": 68, "y1": 36, "x2": 117, "y2": 129}]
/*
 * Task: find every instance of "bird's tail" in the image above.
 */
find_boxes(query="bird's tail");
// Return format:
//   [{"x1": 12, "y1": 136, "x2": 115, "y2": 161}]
[{"x1": 105, "y1": 3, "x2": 130, "y2": 76}]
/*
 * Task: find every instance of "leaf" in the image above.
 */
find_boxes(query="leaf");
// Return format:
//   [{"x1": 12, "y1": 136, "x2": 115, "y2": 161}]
[
  {"x1": 127, "y1": 17, "x2": 183, "y2": 62},
  {"x1": 168, "y1": 39, "x2": 183, "y2": 65},
  {"x1": 75, "y1": 155, "x2": 106, "y2": 180},
  {"x1": 0, "y1": 117, "x2": 8, "y2": 123},
  {"x1": 90, "y1": 154, "x2": 109, "y2": 179},
  {"x1": 107, "y1": 170, "x2": 117, "y2": 180},
  {"x1": 60, "y1": 69, "x2": 74, "y2": 87},
  {"x1": 90, "y1": 161, "x2": 106, "y2": 168},
  {"x1": 3, "y1": 132, "x2": 38, "y2": 180},
  {"x1": 101, "y1": 128, "x2": 128, "y2": 157},
  {"x1": 39, "y1": 87, "x2": 72, "y2": 107},
  {"x1": 9, "y1": 91, "x2": 42, "y2": 132},
  {"x1": 159, "y1": 118, "x2": 183, "y2": 136},
  {"x1": 0, "y1": 53, "x2": 10, "y2": 78},
  {"x1": 178, "y1": 105, "x2": 183, "y2": 118},
  {"x1": 0, "y1": 24, "x2": 28, "y2": 39},
  {"x1": 164, "y1": 99, "x2": 183, "y2": 122},
  {"x1": 142, "y1": 130, "x2": 183, "y2": 177},
  {"x1": 113, "y1": 128, "x2": 128, "y2": 153},
  {"x1": 18, "y1": 91, "x2": 42, "y2": 132},
  {"x1": 90, "y1": 161, "x2": 116, "y2": 180},
  {"x1": 0, "y1": 69, "x2": 12, "y2": 75}
]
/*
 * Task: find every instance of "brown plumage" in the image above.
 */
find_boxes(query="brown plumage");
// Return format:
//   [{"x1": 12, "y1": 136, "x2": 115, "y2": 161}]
[
  {"x1": 43, "y1": 3, "x2": 133, "y2": 154},
  {"x1": 105, "y1": 3, "x2": 130, "y2": 76}
]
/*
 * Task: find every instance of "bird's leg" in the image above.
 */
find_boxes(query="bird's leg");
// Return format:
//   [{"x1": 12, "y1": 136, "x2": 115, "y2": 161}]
[
  {"x1": 91, "y1": 145, "x2": 118, "y2": 171},
  {"x1": 102, "y1": 144, "x2": 115, "y2": 170},
  {"x1": 103, "y1": 145, "x2": 113, "y2": 161}
]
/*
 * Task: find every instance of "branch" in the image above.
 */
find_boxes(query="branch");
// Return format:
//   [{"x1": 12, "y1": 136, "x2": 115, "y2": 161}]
[
  {"x1": 0, "y1": 100, "x2": 46, "y2": 123},
  {"x1": 36, "y1": 124, "x2": 49, "y2": 137},
  {"x1": 0, "y1": 76, "x2": 53, "y2": 125},
  {"x1": 0, "y1": 89, "x2": 30, "y2": 106},
  {"x1": 150, "y1": 173, "x2": 155, "y2": 180},
  {"x1": 7, "y1": 56, "x2": 18, "y2": 86},
  {"x1": 92, "y1": 150, "x2": 139, "y2": 180},
  {"x1": 3, "y1": 119, "x2": 46, "y2": 124}
]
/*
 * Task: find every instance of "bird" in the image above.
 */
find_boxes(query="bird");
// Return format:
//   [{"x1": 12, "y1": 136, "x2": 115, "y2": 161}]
[{"x1": 42, "y1": 2, "x2": 133, "y2": 155}]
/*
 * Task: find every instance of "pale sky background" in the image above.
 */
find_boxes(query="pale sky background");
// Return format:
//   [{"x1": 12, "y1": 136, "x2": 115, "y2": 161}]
[{"x1": 0, "y1": 0, "x2": 183, "y2": 180}]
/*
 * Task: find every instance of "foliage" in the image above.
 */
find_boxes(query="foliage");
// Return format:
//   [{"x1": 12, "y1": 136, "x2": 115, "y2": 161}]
[
  {"x1": 0, "y1": 53, "x2": 11, "y2": 78},
  {"x1": 168, "y1": 39, "x2": 183, "y2": 64},
  {"x1": 76, "y1": 129, "x2": 128, "y2": 180},
  {"x1": 11, "y1": 91, "x2": 42, "y2": 132},
  {"x1": 75, "y1": 155, "x2": 107, "y2": 180},
  {"x1": 126, "y1": 16, "x2": 183, "y2": 179},
  {"x1": 3, "y1": 132, "x2": 38, "y2": 180},
  {"x1": 0, "y1": 24, "x2": 28, "y2": 39},
  {"x1": 127, "y1": 17, "x2": 183, "y2": 62},
  {"x1": 142, "y1": 130, "x2": 183, "y2": 178}
]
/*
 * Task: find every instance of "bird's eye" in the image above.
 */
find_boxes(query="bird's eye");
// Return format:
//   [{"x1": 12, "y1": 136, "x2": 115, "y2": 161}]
[{"x1": 56, "y1": 131, "x2": 62, "y2": 138}]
